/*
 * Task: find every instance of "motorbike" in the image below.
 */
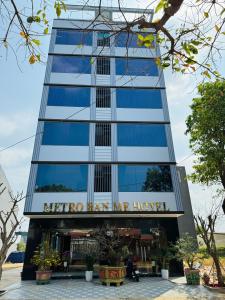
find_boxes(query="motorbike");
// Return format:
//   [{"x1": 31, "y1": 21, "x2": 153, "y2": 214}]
[{"x1": 126, "y1": 259, "x2": 140, "y2": 282}]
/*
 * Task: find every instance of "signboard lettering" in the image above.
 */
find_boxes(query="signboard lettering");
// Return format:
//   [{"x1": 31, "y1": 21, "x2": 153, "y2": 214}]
[{"x1": 43, "y1": 201, "x2": 168, "y2": 213}]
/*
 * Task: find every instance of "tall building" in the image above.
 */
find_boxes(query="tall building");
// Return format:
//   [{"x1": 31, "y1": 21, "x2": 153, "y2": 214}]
[{"x1": 22, "y1": 5, "x2": 195, "y2": 279}]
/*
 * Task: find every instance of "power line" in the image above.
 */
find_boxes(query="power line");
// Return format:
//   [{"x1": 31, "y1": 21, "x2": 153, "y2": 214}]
[
  {"x1": 177, "y1": 153, "x2": 194, "y2": 164},
  {"x1": 0, "y1": 70, "x2": 145, "y2": 153},
  {"x1": 0, "y1": 39, "x2": 163, "y2": 153}
]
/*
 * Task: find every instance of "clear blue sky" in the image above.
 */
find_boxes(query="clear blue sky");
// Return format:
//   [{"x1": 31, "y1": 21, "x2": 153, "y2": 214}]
[{"x1": 0, "y1": 0, "x2": 225, "y2": 231}]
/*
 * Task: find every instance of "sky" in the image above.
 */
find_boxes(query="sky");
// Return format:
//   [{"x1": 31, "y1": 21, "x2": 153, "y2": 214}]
[{"x1": 0, "y1": 0, "x2": 225, "y2": 232}]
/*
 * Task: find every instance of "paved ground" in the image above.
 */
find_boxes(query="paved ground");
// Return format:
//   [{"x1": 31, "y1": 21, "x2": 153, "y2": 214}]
[
  {"x1": 1, "y1": 275, "x2": 225, "y2": 300},
  {"x1": 0, "y1": 267, "x2": 22, "y2": 290}
]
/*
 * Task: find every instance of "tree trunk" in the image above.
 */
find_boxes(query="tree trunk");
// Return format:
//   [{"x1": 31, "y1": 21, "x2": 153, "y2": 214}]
[
  {"x1": 0, "y1": 260, "x2": 3, "y2": 280},
  {"x1": 212, "y1": 254, "x2": 224, "y2": 287}
]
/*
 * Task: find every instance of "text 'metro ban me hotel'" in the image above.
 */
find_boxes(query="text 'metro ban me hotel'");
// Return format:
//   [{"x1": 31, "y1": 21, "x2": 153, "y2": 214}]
[{"x1": 22, "y1": 5, "x2": 195, "y2": 279}]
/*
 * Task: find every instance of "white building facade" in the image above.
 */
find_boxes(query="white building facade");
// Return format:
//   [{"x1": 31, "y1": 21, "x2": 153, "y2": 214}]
[{"x1": 22, "y1": 6, "x2": 195, "y2": 280}]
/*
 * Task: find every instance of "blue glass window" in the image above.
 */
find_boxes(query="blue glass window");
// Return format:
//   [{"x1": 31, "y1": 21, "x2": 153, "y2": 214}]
[
  {"x1": 47, "y1": 86, "x2": 90, "y2": 107},
  {"x1": 42, "y1": 122, "x2": 89, "y2": 146},
  {"x1": 116, "y1": 88, "x2": 162, "y2": 109},
  {"x1": 117, "y1": 124, "x2": 167, "y2": 147},
  {"x1": 118, "y1": 165, "x2": 173, "y2": 192},
  {"x1": 56, "y1": 30, "x2": 92, "y2": 45},
  {"x1": 115, "y1": 32, "x2": 154, "y2": 48},
  {"x1": 51, "y1": 56, "x2": 91, "y2": 73},
  {"x1": 35, "y1": 164, "x2": 88, "y2": 192},
  {"x1": 116, "y1": 58, "x2": 158, "y2": 76}
]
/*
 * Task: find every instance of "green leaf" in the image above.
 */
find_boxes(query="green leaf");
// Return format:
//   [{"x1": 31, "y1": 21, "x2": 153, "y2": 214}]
[
  {"x1": 34, "y1": 16, "x2": 41, "y2": 23},
  {"x1": 215, "y1": 25, "x2": 220, "y2": 32},
  {"x1": 191, "y1": 40, "x2": 202, "y2": 46},
  {"x1": 44, "y1": 28, "x2": 49, "y2": 34},
  {"x1": 55, "y1": 3, "x2": 61, "y2": 17},
  {"x1": 185, "y1": 58, "x2": 195, "y2": 65},
  {"x1": 155, "y1": 0, "x2": 166, "y2": 13},
  {"x1": 220, "y1": 8, "x2": 225, "y2": 15},
  {"x1": 137, "y1": 34, "x2": 144, "y2": 41},
  {"x1": 90, "y1": 57, "x2": 94, "y2": 64},
  {"x1": 32, "y1": 39, "x2": 41, "y2": 46},
  {"x1": 204, "y1": 12, "x2": 209, "y2": 18},
  {"x1": 202, "y1": 70, "x2": 211, "y2": 79},
  {"x1": 162, "y1": 62, "x2": 170, "y2": 68}
]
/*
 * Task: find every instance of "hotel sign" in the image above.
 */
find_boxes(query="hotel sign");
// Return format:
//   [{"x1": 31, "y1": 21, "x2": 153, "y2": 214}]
[{"x1": 43, "y1": 201, "x2": 168, "y2": 213}]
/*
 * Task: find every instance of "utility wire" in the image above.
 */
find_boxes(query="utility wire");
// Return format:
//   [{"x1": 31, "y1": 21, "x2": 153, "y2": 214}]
[
  {"x1": 0, "y1": 58, "x2": 155, "y2": 153},
  {"x1": 177, "y1": 153, "x2": 194, "y2": 165}
]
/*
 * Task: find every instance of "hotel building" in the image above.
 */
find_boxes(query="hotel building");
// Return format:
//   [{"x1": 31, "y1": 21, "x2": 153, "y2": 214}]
[{"x1": 22, "y1": 5, "x2": 195, "y2": 279}]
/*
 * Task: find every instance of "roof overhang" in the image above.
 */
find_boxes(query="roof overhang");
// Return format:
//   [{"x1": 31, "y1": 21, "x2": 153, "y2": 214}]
[{"x1": 24, "y1": 211, "x2": 184, "y2": 219}]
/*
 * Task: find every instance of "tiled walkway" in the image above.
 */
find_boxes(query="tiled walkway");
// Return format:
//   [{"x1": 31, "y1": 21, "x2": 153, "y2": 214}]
[{"x1": 1, "y1": 278, "x2": 225, "y2": 300}]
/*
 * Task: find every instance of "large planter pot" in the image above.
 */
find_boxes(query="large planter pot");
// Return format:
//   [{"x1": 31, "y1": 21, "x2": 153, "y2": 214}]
[
  {"x1": 161, "y1": 269, "x2": 169, "y2": 280},
  {"x1": 85, "y1": 271, "x2": 93, "y2": 282},
  {"x1": 36, "y1": 270, "x2": 52, "y2": 285},
  {"x1": 185, "y1": 268, "x2": 200, "y2": 285},
  {"x1": 99, "y1": 266, "x2": 126, "y2": 286}
]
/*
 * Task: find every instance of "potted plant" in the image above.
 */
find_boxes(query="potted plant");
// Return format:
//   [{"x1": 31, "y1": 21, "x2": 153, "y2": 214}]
[
  {"x1": 158, "y1": 247, "x2": 175, "y2": 280},
  {"x1": 31, "y1": 241, "x2": 61, "y2": 284},
  {"x1": 94, "y1": 226, "x2": 126, "y2": 286},
  {"x1": 174, "y1": 233, "x2": 202, "y2": 285},
  {"x1": 85, "y1": 254, "x2": 95, "y2": 281},
  {"x1": 62, "y1": 251, "x2": 70, "y2": 271}
]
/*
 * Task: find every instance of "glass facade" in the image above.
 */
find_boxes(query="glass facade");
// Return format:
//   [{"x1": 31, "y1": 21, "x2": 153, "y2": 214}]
[
  {"x1": 118, "y1": 165, "x2": 173, "y2": 192},
  {"x1": 35, "y1": 164, "x2": 88, "y2": 192},
  {"x1": 116, "y1": 88, "x2": 162, "y2": 109},
  {"x1": 117, "y1": 124, "x2": 167, "y2": 147},
  {"x1": 115, "y1": 32, "x2": 154, "y2": 48},
  {"x1": 55, "y1": 30, "x2": 92, "y2": 45},
  {"x1": 42, "y1": 122, "x2": 89, "y2": 146},
  {"x1": 116, "y1": 58, "x2": 158, "y2": 76},
  {"x1": 51, "y1": 56, "x2": 91, "y2": 73},
  {"x1": 47, "y1": 86, "x2": 90, "y2": 107}
]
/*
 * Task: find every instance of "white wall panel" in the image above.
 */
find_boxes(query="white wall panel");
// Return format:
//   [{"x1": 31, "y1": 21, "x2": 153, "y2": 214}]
[
  {"x1": 53, "y1": 19, "x2": 155, "y2": 33},
  {"x1": 115, "y1": 48, "x2": 156, "y2": 58},
  {"x1": 39, "y1": 146, "x2": 89, "y2": 161},
  {"x1": 96, "y1": 108, "x2": 111, "y2": 120},
  {"x1": 94, "y1": 192, "x2": 112, "y2": 210},
  {"x1": 49, "y1": 73, "x2": 92, "y2": 85},
  {"x1": 31, "y1": 192, "x2": 87, "y2": 212},
  {"x1": 117, "y1": 147, "x2": 170, "y2": 162},
  {"x1": 116, "y1": 108, "x2": 164, "y2": 122},
  {"x1": 45, "y1": 106, "x2": 90, "y2": 120},
  {"x1": 118, "y1": 192, "x2": 177, "y2": 211},
  {"x1": 115, "y1": 75, "x2": 162, "y2": 88},
  {"x1": 54, "y1": 45, "x2": 93, "y2": 55},
  {"x1": 53, "y1": 45, "x2": 156, "y2": 58},
  {"x1": 94, "y1": 146, "x2": 112, "y2": 161}
]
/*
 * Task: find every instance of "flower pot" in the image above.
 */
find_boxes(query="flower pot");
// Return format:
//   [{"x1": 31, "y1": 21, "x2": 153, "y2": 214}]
[
  {"x1": 185, "y1": 268, "x2": 200, "y2": 285},
  {"x1": 99, "y1": 266, "x2": 126, "y2": 286},
  {"x1": 63, "y1": 261, "x2": 68, "y2": 268},
  {"x1": 85, "y1": 270, "x2": 93, "y2": 282},
  {"x1": 161, "y1": 269, "x2": 169, "y2": 280},
  {"x1": 36, "y1": 270, "x2": 52, "y2": 285}
]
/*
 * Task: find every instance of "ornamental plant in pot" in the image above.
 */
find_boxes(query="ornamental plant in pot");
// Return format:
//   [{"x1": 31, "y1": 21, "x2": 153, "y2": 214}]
[
  {"x1": 62, "y1": 251, "x2": 70, "y2": 271},
  {"x1": 94, "y1": 226, "x2": 126, "y2": 286},
  {"x1": 83, "y1": 239, "x2": 98, "y2": 282},
  {"x1": 85, "y1": 254, "x2": 95, "y2": 282},
  {"x1": 174, "y1": 233, "x2": 202, "y2": 285},
  {"x1": 31, "y1": 241, "x2": 61, "y2": 284},
  {"x1": 158, "y1": 247, "x2": 175, "y2": 280}
]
